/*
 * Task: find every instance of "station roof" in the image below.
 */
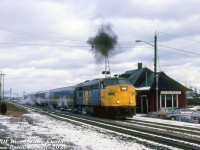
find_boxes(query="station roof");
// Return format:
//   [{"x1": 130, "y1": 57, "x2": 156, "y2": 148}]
[{"x1": 121, "y1": 67, "x2": 190, "y2": 91}]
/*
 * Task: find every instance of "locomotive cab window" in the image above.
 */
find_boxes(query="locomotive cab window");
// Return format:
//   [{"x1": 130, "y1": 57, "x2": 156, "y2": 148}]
[
  {"x1": 103, "y1": 79, "x2": 118, "y2": 87},
  {"x1": 103, "y1": 78, "x2": 131, "y2": 88},
  {"x1": 118, "y1": 79, "x2": 131, "y2": 85}
]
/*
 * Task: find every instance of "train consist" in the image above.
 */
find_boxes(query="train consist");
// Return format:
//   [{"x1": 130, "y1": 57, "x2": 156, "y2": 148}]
[{"x1": 24, "y1": 77, "x2": 136, "y2": 118}]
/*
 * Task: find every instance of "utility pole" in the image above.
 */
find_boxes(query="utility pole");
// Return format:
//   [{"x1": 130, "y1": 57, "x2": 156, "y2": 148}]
[
  {"x1": 136, "y1": 32, "x2": 159, "y2": 113},
  {"x1": 10, "y1": 88, "x2": 12, "y2": 100},
  {"x1": 154, "y1": 32, "x2": 158, "y2": 112},
  {"x1": 2, "y1": 73, "x2": 4, "y2": 101},
  {"x1": 0, "y1": 71, "x2": 2, "y2": 103},
  {"x1": 0, "y1": 71, "x2": 7, "y2": 115},
  {"x1": 0, "y1": 71, "x2": 5, "y2": 103}
]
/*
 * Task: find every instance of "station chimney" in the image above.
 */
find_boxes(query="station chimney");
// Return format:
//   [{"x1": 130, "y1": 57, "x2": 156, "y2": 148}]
[{"x1": 138, "y1": 63, "x2": 142, "y2": 69}]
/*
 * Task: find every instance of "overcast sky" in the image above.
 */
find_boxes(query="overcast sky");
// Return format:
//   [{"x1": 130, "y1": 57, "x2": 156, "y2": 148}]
[{"x1": 1, "y1": 0, "x2": 200, "y2": 96}]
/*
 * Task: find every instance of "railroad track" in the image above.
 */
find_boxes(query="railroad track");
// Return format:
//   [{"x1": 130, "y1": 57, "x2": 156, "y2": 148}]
[
  {"x1": 126, "y1": 118, "x2": 200, "y2": 136},
  {"x1": 18, "y1": 104, "x2": 200, "y2": 150}
]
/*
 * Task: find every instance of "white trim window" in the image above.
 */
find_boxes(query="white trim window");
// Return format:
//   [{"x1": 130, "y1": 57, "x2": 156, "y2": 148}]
[{"x1": 160, "y1": 91, "x2": 180, "y2": 108}]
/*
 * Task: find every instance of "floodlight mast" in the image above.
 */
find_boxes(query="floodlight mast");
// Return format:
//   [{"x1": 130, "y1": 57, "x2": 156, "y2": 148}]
[
  {"x1": 135, "y1": 32, "x2": 158, "y2": 113},
  {"x1": 102, "y1": 56, "x2": 111, "y2": 78}
]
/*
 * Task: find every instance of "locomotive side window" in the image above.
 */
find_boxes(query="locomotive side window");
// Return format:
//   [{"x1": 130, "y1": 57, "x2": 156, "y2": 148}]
[
  {"x1": 76, "y1": 87, "x2": 83, "y2": 91},
  {"x1": 83, "y1": 86, "x2": 89, "y2": 90},
  {"x1": 90, "y1": 84, "x2": 99, "y2": 89}
]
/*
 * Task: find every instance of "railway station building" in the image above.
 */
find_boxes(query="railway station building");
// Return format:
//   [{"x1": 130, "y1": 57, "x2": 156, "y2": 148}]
[{"x1": 121, "y1": 63, "x2": 190, "y2": 114}]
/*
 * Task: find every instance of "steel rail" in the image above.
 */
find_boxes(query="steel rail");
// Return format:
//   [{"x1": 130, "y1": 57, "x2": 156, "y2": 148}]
[{"x1": 127, "y1": 118, "x2": 200, "y2": 135}]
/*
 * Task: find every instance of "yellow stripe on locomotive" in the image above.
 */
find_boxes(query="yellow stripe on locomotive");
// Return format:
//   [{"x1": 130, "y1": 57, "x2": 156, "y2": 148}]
[{"x1": 101, "y1": 84, "x2": 136, "y2": 107}]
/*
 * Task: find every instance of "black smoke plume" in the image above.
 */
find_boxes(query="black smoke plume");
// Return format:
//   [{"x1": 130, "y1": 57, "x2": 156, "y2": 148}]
[{"x1": 87, "y1": 24, "x2": 118, "y2": 62}]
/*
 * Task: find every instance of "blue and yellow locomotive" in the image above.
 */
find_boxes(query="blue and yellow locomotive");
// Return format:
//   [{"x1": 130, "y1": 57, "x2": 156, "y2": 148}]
[{"x1": 24, "y1": 77, "x2": 136, "y2": 118}]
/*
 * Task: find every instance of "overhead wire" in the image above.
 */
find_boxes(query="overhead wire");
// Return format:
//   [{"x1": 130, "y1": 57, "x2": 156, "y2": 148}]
[
  {"x1": 135, "y1": 42, "x2": 200, "y2": 57},
  {"x1": 0, "y1": 25, "x2": 151, "y2": 46},
  {"x1": 1, "y1": 26, "x2": 200, "y2": 57},
  {"x1": 0, "y1": 26, "x2": 148, "y2": 48},
  {"x1": 158, "y1": 48, "x2": 198, "y2": 58},
  {"x1": 0, "y1": 42, "x2": 89, "y2": 47},
  {"x1": 156, "y1": 31, "x2": 200, "y2": 76},
  {"x1": 0, "y1": 42, "x2": 156, "y2": 51},
  {"x1": 156, "y1": 31, "x2": 200, "y2": 59},
  {"x1": 158, "y1": 31, "x2": 200, "y2": 43},
  {"x1": 158, "y1": 44, "x2": 200, "y2": 56},
  {"x1": 0, "y1": 26, "x2": 86, "y2": 43}
]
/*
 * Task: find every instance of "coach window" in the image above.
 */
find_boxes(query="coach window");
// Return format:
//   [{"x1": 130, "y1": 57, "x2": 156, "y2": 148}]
[
  {"x1": 78, "y1": 91, "x2": 83, "y2": 98},
  {"x1": 76, "y1": 87, "x2": 83, "y2": 98}
]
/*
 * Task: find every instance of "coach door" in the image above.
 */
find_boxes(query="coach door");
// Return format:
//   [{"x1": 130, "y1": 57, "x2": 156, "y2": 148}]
[{"x1": 141, "y1": 96, "x2": 148, "y2": 114}]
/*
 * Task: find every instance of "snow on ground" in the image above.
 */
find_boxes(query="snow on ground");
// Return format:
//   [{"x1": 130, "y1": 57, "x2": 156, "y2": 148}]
[
  {"x1": 135, "y1": 114, "x2": 200, "y2": 128},
  {"x1": 0, "y1": 111, "x2": 178, "y2": 150}
]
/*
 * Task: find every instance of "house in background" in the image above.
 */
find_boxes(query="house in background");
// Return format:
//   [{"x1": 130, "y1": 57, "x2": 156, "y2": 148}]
[{"x1": 121, "y1": 63, "x2": 190, "y2": 113}]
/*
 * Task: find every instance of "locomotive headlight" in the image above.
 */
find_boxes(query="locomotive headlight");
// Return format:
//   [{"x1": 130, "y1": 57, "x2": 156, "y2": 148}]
[
  {"x1": 130, "y1": 101, "x2": 133, "y2": 104},
  {"x1": 116, "y1": 100, "x2": 120, "y2": 104},
  {"x1": 121, "y1": 86, "x2": 127, "y2": 91}
]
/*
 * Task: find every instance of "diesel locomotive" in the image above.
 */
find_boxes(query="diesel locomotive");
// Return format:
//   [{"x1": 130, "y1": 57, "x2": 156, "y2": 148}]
[{"x1": 24, "y1": 77, "x2": 136, "y2": 118}]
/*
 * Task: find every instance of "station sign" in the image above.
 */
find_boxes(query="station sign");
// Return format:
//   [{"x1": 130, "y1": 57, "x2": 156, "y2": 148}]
[{"x1": 161, "y1": 91, "x2": 181, "y2": 94}]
